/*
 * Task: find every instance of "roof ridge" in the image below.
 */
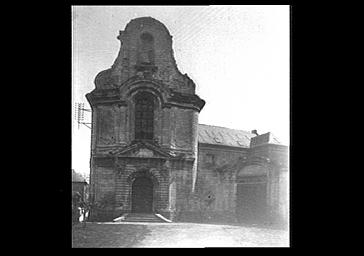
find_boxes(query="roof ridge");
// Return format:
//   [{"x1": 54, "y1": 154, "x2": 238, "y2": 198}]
[{"x1": 198, "y1": 123, "x2": 253, "y2": 134}]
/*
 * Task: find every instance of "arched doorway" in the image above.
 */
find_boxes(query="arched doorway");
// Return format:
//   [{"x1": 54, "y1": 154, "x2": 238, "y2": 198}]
[{"x1": 131, "y1": 176, "x2": 154, "y2": 213}]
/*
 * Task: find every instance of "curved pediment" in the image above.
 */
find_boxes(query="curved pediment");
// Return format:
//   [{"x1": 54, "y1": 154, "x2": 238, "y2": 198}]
[
  {"x1": 120, "y1": 77, "x2": 170, "y2": 104},
  {"x1": 119, "y1": 77, "x2": 205, "y2": 112},
  {"x1": 91, "y1": 16, "x2": 198, "y2": 94},
  {"x1": 89, "y1": 16, "x2": 205, "y2": 108},
  {"x1": 109, "y1": 141, "x2": 178, "y2": 159}
]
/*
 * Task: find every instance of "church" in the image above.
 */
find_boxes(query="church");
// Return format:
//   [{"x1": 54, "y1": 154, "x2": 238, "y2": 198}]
[{"x1": 86, "y1": 17, "x2": 288, "y2": 226}]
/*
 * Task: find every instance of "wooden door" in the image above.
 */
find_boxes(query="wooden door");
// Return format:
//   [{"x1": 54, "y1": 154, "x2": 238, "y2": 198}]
[{"x1": 131, "y1": 177, "x2": 153, "y2": 213}]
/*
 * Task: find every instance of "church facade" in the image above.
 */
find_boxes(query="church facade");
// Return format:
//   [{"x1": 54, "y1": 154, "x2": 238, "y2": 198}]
[{"x1": 86, "y1": 17, "x2": 288, "y2": 226}]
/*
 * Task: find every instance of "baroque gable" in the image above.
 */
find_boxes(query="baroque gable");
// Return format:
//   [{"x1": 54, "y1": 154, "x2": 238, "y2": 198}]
[{"x1": 109, "y1": 141, "x2": 177, "y2": 159}]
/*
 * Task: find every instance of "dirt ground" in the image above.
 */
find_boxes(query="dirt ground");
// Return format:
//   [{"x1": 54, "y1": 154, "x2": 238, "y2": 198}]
[{"x1": 72, "y1": 222, "x2": 289, "y2": 248}]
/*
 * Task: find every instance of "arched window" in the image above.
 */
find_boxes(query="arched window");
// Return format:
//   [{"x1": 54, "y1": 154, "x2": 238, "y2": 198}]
[
  {"x1": 134, "y1": 92, "x2": 154, "y2": 140},
  {"x1": 138, "y1": 33, "x2": 155, "y2": 65}
]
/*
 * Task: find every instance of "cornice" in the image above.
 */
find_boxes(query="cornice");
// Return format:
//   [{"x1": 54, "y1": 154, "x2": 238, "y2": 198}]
[
  {"x1": 87, "y1": 77, "x2": 205, "y2": 112},
  {"x1": 198, "y1": 142, "x2": 249, "y2": 151}
]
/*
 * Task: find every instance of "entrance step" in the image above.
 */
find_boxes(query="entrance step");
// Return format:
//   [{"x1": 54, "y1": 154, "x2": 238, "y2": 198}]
[{"x1": 123, "y1": 213, "x2": 168, "y2": 223}]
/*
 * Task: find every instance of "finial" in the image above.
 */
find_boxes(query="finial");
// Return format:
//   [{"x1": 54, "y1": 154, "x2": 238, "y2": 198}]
[
  {"x1": 251, "y1": 130, "x2": 259, "y2": 136},
  {"x1": 117, "y1": 30, "x2": 125, "y2": 44}
]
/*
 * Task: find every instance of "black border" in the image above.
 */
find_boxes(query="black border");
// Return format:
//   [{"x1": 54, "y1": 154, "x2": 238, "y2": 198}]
[{"x1": 21, "y1": 2, "x2": 311, "y2": 249}]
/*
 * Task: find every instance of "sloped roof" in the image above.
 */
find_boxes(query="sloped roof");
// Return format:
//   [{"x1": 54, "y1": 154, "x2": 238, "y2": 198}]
[
  {"x1": 72, "y1": 169, "x2": 87, "y2": 183},
  {"x1": 198, "y1": 124, "x2": 255, "y2": 148}
]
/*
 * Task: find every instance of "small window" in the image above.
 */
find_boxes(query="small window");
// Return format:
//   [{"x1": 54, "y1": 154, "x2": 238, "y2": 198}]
[
  {"x1": 205, "y1": 154, "x2": 215, "y2": 165},
  {"x1": 138, "y1": 33, "x2": 155, "y2": 65}
]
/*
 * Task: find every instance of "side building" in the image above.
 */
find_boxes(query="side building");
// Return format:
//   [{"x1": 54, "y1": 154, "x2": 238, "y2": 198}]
[{"x1": 72, "y1": 169, "x2": 89, "y2": 203}]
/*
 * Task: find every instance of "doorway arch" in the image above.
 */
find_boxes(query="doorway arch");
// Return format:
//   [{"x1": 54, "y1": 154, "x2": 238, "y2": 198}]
[{"x1": 131, "y1": 176, "x2": 154, "y2": 213}]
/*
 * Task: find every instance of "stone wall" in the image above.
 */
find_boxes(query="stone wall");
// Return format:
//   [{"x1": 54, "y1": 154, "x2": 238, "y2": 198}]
[
  {"x1": 114, "y1": 159, "x2": 170, "y2": 216},
  {"x1": 248, "y1": 144, "x2": 289, "y2": 226},
  {"x1": 85, "y1": 17, "x2": 289, "y2": 226},
  {"x1": 278, "y1": 168, "x2": 289, "y2": 227},
  {"x1": 89, "y1": 156, "x2": 195, "y2": 221},
  {"x1": 92, "y1": 95, "x2": 199, "y2": 153},
  {"x1": 184, "y1": 144, "x2": 249, "y2": 223}
]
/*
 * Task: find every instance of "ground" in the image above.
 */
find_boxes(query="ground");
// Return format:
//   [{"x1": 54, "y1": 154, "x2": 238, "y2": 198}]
[{"x1": 72, "y1": 222, "x2": 289, "y2": 247}]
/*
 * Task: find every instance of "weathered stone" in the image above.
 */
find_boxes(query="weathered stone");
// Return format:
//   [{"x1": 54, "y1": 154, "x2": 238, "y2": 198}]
[{"x1": 86, "y1": 17, "x2": 288, "y2": 226}]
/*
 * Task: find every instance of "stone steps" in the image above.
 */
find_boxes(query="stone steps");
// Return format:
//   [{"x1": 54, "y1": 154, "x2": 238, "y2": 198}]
[{"x1": 123, "y1": 213, "x2": 166, "y2": 223}]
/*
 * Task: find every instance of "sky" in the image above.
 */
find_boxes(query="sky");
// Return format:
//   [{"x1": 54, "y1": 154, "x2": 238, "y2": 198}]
[{"x1": 72, "y1": 5, "x2": 290, "y2": 176}]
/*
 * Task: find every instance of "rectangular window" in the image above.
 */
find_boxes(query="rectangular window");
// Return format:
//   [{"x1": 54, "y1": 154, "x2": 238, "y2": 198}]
[
  {"x1": 134, "y1": 92, "x2": 154, "y2": 140},
  {"x1": 205, "y1": 153, "x2": 215, "y2": 165}
]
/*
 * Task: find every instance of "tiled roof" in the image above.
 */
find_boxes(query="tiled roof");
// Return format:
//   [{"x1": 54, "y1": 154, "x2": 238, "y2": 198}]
[
  {"x1": 197, "y1": 124, "x2": 255, "y2": 148},
  {"x1": 72, "y1": 169, "x2": 87, "y2": 183}
]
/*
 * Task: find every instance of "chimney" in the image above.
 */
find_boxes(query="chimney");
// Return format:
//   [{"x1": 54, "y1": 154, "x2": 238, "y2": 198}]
[{"x1": 251, "y1": 130, "x2": 259, "y2": 136}]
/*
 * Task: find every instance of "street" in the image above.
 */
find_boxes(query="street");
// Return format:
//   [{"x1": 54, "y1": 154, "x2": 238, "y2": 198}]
[{"x1": 72, "y1": 222, "x2": 289, "y2": 247}]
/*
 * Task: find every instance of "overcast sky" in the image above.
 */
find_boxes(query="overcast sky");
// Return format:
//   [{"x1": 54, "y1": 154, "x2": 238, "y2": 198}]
[{"x1": 72, "y1": 5, "x2": 290, "y2": 175}]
